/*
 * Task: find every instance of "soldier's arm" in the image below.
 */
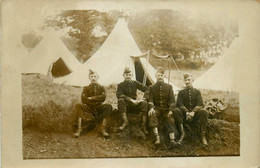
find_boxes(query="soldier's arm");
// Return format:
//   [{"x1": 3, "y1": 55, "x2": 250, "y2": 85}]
[
  {"x1": 168, "y1": 85, "x2": 176, "y2": 111},
  {"x1": 81, "y1": 87, "x2": 89, "y2": 104},
  {"x1": 116, "y1": 83, "x2": 131, "y2": 102},
  {"x1": 90, "y1": 86, "x2": 106, "y2": 102},
  {"x1": 177, "y1": 91, "x2": 189, "y2": 113},
  {"x1": 193, "y1": 90, "x2": 204, "y2": 112}
]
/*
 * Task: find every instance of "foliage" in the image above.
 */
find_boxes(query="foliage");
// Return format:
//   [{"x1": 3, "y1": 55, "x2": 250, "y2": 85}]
[
  {"x1": 42, "y1": 9, "x2": 238, "y2": 68},
  {"x1": 43, "y1": 10, "x2": 119, "y2": 62}
]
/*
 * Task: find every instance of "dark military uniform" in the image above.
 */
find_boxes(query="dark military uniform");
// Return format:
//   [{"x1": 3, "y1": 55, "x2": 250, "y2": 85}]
[
  {"x1": 74, "y1": 83, "x2": 112, "y2": 131},
  {"x1": 176, "y1": 86, "x2": 208, "y2": 125},
  {"x1": 116, "y1": 80, "x2": 148, "y2": 132},
  {"x1": 117, "y1": 80, "x2": 148, "y2": 116},
  {"x1": 146, "y1": 81, "x2": 180, "y2": 134}
]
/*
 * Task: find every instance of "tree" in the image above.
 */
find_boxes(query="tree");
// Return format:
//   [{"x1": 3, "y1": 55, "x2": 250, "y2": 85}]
[
  {"x1": 43, "y1": 10, "x2": 119, "y2": 62},
  {"x1": 42, "y1": 9, "x2": 238, "y2": 69}
]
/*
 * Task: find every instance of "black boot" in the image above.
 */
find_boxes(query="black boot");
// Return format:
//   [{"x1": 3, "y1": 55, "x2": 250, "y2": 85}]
[
  {"x1": 201, "y1": 125, "x2": 208, "y2": 145},
  {"x1": 178, "y1": 124, "x2": 185, "y2": 144},
  {"x1": 153, "y1": 127, "x2": 160, "y2": 145},
  {"x1": 119, "y1": 113, "x2": 128, "y2": 131},
  {"x1": 169, "y1": 132, "x2": 178, "y2": 146},
  {"x1": 74, "y1": 118, "x2": 82, "y2": 138},
  {"x1": 100, "y1": 119, "x2": 109, "y2": 137},
  {"x1": 142, "y1": 115, "x2": 149, "y2": 135}
]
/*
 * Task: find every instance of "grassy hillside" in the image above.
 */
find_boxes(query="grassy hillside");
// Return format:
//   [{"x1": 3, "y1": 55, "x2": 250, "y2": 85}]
[{"x1": 22, "y1": 74, "x2": 239, "y2": 158}]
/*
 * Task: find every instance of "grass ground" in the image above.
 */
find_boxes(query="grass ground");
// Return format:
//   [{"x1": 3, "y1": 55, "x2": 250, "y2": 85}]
[{"x1": 22, "y1": 73, "x2": 240, "y2": 159}]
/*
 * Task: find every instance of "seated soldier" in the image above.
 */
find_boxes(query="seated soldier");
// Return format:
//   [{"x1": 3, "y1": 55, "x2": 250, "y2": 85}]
[
  {"x1": 175, "y1": 74, "x2": 208, "y2": 145},
  {"x1": 146, "y1": 67, "x2": 181, "y2": 145},
  {"x1": 116, "y1": 67, "x2": 148, "y2": 134},
  {"x1": 74, "y1": 70, "x2": 112, "y2": 138}
]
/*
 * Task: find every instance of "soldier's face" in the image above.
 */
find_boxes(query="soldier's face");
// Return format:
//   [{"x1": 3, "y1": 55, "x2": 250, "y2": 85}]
[
  {"x1": 89, "y1": 74, "x2": 99, "y2": 83},
  {"x1": 184, "y1": 77, "x2": 193, "y2": 87},
  {"x1": 155, "y1": 72, "x2": 164, "y2": 82},
  {"x1": 123, "y1": 73, "x2": 133, "y2": 81}
]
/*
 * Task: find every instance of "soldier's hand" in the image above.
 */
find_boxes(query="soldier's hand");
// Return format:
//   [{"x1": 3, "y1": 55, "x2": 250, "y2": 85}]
[
  {"x1": 87, "y1": 97, "x2": 92, "y2": 100},
  {"x1": 136, "y1": 98, "x2": 145, "y2": 104},
  {"x1": 186, "y1": 112, "x2": 194, "y2": 121},
  {"x1": 168, "y1": 111, "x2": 173, "y2": 117},
  {"x1": 186, "y1": 115, "x2": 191, "y2": 121},
  {"x1": 130, "y1": 99, "x2": 138, "y2": 105},
  {"x1": 190, "y1": 111, "x2": 195, "y2": 117},
  {"x1": 148, "y1": 108, "x2": 155, "y2": 117}
]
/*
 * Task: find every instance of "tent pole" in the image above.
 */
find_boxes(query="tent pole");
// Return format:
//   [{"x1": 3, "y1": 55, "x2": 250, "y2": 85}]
[
  {"x1": 170, "y1": 56, "x2": 183, "y2": 78},
  {"x1": 168, "y1": 58, "x2": 170, "y2": 83},
  {"x1": 142, "y1": 50, "x2": 150, "y2": 86}
]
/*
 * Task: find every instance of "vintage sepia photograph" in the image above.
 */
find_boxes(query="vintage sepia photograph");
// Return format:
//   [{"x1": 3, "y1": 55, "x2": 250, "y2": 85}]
[
  {"x1": 21, "y1": 8, "x2": 240, "y2": 158},
  {"x1": 1, "y1": 0, "x2": 259, "y2": 167}
]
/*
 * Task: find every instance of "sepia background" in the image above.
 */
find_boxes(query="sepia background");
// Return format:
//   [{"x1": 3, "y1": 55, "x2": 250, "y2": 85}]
[{"x1": 1, "y1": 0, "x2": 260, "y2": 167}]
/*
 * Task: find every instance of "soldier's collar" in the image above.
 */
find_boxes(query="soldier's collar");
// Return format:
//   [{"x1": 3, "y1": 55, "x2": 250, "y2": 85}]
[
  {"x1": 156, "y1": 81, "x2": 164, "y2": 85},
  {"x1": 124, "y1": 80, "x2": 132, "y2": 83},
  {"x1": 185, "y1": 86, "x2": 193, "y2": 89},
  {"x1": 90, "y1": 82, "x2": 99, "y2": 86}
]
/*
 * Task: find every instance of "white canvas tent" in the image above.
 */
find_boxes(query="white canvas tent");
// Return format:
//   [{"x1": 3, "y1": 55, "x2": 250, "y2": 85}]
[
  {"x1": 22, "y1": 32, "x2": 81, "y2": 75},
  {"x1": 193, "y1": 37, "x2": 241, "y2": 92},
  {"x1": 54, "y1": 18, "x2": 138, "y2": 86},
  {"x1": 54, "y1": 18, "x2": 179, "y2": 92}
]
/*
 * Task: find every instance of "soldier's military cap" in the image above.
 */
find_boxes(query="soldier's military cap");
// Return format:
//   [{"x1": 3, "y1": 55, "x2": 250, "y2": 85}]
[
  {"x1": 183, "y1": 73, "x2": 193, "y2": 79},
  {"x1": 123, "y1": 67, "x2": 132, "y2": 74},
  {"x1": 156, "y1": 66, "x2": 165, "y2": 74},
  {"x1": 89, "y1": 69, "x2": 98, "y2": 75}
]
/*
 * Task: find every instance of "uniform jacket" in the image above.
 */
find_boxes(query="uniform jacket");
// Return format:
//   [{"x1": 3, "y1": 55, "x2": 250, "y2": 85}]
[
  {"x1": 177, "y1": 86, "x2": 203, "y2": 113},
  {"x1": 81, "y1": 83, "x2": 106, "y2": 109},
  {"x1": 116, "y1": 80, "x2": 147, "y2": 101},
  {"x1": 145, "y1": 81, "x2": 176, "y2": 111}
]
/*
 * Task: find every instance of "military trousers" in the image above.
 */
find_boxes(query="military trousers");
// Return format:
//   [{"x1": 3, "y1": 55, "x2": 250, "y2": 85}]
[
  {"x1": 174, "y1": 108, "x2": 208, "y2": 126},
  {"x1": 148, "y1": 107, "x2": 178, "y2": 134},
  {"x1": 117, "y1": 98, "x2": 148, "y2": 116},
  {"x1": 74, "y1": 103, "x2": 112, "y2": 131}
]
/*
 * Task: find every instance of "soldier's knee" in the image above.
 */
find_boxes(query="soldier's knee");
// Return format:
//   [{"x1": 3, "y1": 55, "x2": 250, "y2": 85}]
[
  {"x1": 149, "y1": 112, "x2": 157, "y2": 120},
  {"x1": 140, "y1": 101, "x2": 148, "y2": 112},
  {"x1": 140, "y1": 100, "x2": 147, "y2": 105},
  {"x1": 104, "y1": 103, "x2": 112, "y2": 110},
  {"x1": 167, "y1": 116, "x2": 175, "y2": 123},
  {"x1": 198, "y1": 109, "x2": 208, "y2": 117},
  {"x1": 118, "y1": 98, "x2": 125, "y2": 104},
  {"x1": 173, "y1": 108, "x2": 182, "y2": 116},
  {"x1": 149, "y1": 116, "x2": 158, "y2": 128},
  {"x1": 173, "y1": 108, "x2": 181, "y2": 113},
  {"x1": 75, "y1": 103, "x2": 82, "y2": 111}
]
